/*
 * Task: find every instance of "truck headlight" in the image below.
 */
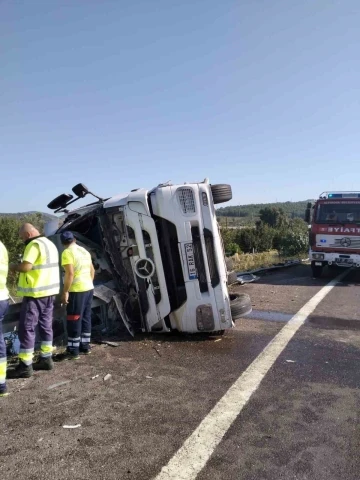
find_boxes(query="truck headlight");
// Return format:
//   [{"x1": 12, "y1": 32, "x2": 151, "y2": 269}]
[{"x1": 312, "y1": 253, "x2": 324, "y2": 260}]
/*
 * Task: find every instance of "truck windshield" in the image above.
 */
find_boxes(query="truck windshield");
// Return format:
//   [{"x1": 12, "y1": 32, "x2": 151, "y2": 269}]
[{"x1": 316, "y1": 203, "x2": 360, "y2": 223}]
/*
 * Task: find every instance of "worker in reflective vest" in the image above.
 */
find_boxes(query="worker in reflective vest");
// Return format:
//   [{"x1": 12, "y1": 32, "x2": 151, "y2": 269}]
[
  {"x1": 60, "y1": 231, "x2": 94, "y2": 359},
  {"x1": 0, "y1": 240, "x2": 9, "y2": 396},
  {"x1": 8, "y1": 223, "x2": 60, "y2": 378}
]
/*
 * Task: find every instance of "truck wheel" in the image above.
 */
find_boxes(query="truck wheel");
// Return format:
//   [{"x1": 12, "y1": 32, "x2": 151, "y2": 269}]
[
  {"x1": 311, "y1": 263, "x2": 323, "y2": 278},
  {"x1": 227, "y1": 271, "x2": 238, "y2": 285},
  {"x1": 211, "y1": 184, "x2": 232, "y2": 204},
  {"x1": 230, "y1": 293, "x2": 252, "y2": 320}
]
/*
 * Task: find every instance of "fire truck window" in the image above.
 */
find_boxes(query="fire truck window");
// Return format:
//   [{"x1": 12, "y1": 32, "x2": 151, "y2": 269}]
[{"x1": 317, "y1": 204, "x2": 360, "y2": 223}]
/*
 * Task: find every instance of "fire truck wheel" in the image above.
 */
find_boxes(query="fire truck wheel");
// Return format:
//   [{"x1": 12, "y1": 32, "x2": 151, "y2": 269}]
[
  {"x1": 311, "y1": 262, "x2": 323, "y2": 278},
  {"x1": 211, "y1": 184, "x2": 232, "y2": 204},
  {"x1": 230, "y1": 293, "x2": 252, "y2": 320},
  {"x1": 227, "y1": 271, "x2": 238, "y2": 285}
]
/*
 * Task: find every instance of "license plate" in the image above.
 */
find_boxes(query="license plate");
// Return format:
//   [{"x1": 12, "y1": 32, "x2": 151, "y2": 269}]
[
  {"x1": 184, "y1": 243, "x2": 197, "y2": 280},
  {"x1": 335, "y1": 258, "x2": 353, "y2": 264}
]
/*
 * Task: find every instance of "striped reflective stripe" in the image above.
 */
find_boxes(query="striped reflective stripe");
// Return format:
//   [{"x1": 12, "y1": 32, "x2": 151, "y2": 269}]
[
  {"x1": 0, "y1": 356, "x2": 6, "y2": 382},
  {"x1": 32, "y1": 263, "x2": 59, "y2": 270},
  {"x1": 67, "y1": 315, "x2": 81, "y2": 321},
  {"x1": 81, "y1": 338, "x2": 91, "y2": 343},
  {"x1": 19, "y1": 349, "x2": 34, "y2": 365},
  {"x1": 40, "y1": 341, "x2": 53, "y2": 357},
  {"x1": 37, "y1": 238, "x2": 51, "y2": 264},
  {"x1": 17, "y1": 282, "x2": 60, "y2": 293},
  {"x1": 68, "y1": 336, "x2": 80, "y2": 347}
]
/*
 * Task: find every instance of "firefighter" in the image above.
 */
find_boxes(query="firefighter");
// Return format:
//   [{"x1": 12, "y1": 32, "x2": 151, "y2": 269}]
[
  {"x1": 8, "y1": 223, "x2": 60, "y2": 378},
  {"x1": 60, "y1": 231, "x2": 95, "y2": 359},
  {"x1": 0, "y1": 240, "x2": 9, "y2": 396}
]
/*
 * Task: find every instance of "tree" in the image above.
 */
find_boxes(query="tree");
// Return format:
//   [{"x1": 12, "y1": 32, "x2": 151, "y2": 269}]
[{"x1": 258, "y1": 207, "x2": 289, "y2": 228}]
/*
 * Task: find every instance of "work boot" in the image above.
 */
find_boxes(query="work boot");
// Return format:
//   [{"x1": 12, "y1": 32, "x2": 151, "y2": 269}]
[
  {"x1": 7, "y1": 360, "x2": 33, "y2": 379},
  {"x1": 79, "y1": 346, "x2": 91, "y2": 356},
  {"x1": 0, "y1": 383, "x2": 8, "y2": 397},
  {"x1": 33, "y1": 357, "x2": 54, "y2": 371},
  {"x1": 64, "y1": 348, "x2": 80, "y2": 360}
]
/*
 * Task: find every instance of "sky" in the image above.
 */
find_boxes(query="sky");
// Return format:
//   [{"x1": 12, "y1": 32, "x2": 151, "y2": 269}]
[{"x1": 1, "y1": 0, "x2": 360, "y2": 213}]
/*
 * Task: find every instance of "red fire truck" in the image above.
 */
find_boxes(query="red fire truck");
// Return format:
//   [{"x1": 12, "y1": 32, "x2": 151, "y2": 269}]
[{"x1": 305, "y1": 191, "x2": 360, "y2": 278}]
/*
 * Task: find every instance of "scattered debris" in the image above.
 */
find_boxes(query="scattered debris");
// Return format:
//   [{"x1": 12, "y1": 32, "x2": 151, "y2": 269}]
[
  {"x1": 63, "y1": 424, "x2": 81, "y2": 429},
  {"x1": 47, "y1": 380, "x2": 71, "y2": 390},
  {"x1": 153, "y1": 347, "x2": 161, "y2": 357},
  {"x1": 145, "y1": 376, "x2": 153, "y2": 379},
  {"x1": 214, "y1": 339, "x2": 222, "y2": 343},
  {"x1": 101, "y1": 341, "x2": 122, "y2": 347},
  {"x1": 103, "y1": 374, "x2": 112, "y2": 381},
  {"x1": 286, "y1": 360, "x2": 296, "y2": 363},
  {"x1": 91, "y1": 375, "x2": 99, "y2": 380},
  {"x1": 237, "y1": 273, "x2": 260, "y2": 284}
]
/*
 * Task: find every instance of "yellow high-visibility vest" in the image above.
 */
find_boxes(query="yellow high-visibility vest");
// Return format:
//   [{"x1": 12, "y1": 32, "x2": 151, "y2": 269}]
[
  {"x1": 0, "y1": 241, "x2": 9, "y2": 301},
  {"x1": 62, "y1": 244, "x2": 94, "y2": 293},
  {"x1": 17, "y1": 237, "x2": 60, "y2": 298}
]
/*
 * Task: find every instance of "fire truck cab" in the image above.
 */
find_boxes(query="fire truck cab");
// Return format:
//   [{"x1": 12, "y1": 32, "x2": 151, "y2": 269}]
[{"x1": 305, "y1": 191, "x2": 360, "y2": 278}]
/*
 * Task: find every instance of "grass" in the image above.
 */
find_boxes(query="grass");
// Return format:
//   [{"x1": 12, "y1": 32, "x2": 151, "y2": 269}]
[{"x1": 229, "y1": 249, "x2": 307, "y2": 272}]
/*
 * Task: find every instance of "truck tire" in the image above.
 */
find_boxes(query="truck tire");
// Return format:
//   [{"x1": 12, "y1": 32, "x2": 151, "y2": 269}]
[
  {"x1": 311, "y1": 262, "x2": 323, "y2": 278},
  {"x1": 211, "y1": 184, "x2": 232, "y2": 204},
  {"x1": 230, "y1": 293, "x2": 252, "y2": 320},
  {"x1": 227, "y1": 271, "x2": 238, "y2": 285}
]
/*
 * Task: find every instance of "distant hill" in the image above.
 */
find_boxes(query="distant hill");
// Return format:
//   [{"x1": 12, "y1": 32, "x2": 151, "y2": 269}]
[
  {"x1": 0, "y1": 211, "x2": 58, "y2": 222},
  {"x1": 216, "y1": 200, "x2": 314, "y2": 227}
]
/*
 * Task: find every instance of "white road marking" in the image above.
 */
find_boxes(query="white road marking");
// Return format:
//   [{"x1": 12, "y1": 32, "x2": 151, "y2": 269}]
[{"x1": 154, "y1": 270, "x2": 349, "y2": 480}]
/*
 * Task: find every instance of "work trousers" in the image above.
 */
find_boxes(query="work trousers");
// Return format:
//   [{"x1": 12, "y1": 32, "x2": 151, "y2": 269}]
[
  {"x1": 19, "y1": 296, "x2": 55, "y2": 365},
  {"x1": 66, "y1": 289, "x2": 93, "y2": 355},
  {"x1": 0, "y1": 299, "x2": 9, "y2": 387}
]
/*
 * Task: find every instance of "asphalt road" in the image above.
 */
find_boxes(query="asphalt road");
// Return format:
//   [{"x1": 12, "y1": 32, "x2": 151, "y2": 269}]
[{"x1": 1, "y1": 264, "x2": 359, "y2": 480}]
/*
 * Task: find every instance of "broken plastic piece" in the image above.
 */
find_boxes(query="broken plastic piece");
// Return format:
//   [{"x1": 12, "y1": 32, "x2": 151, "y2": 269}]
[
  {"x1": 47, "y1": 380, "x2": 71, "y2": 390},
  {"x1": 103, "y1": 374, "x2": 112, "y2": 381},
  {"x1": 63, "y1": 424, "x2": 81, "y2": 429}
]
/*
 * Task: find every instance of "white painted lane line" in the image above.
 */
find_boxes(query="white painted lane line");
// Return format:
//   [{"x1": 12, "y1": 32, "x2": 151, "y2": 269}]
[{"x1": 154, "y1": 270, "x2": 349, "y2": 480}]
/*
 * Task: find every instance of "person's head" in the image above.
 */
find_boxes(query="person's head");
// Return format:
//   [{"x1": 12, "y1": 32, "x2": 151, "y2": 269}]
[
  {"x1": 19, "y1": 223, "x2": 40, "y2": 242},
  {"x1": 60, "y1": 231, "x2": 76, "y2": 248}
]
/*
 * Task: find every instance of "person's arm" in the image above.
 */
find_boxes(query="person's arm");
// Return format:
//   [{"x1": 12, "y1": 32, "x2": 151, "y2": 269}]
[
  {"x1": 61, "y1": 264, "x2": 74, "y2": 305},
  {"x1": 9, "y1": 261, "x2": 33, "y2": 273},
  {"x1": 9, "y1": 244, "x2": 39, "y2": 273},
  {"x1": 90, "y1": 262, "x2": 95, "y2": 281}
]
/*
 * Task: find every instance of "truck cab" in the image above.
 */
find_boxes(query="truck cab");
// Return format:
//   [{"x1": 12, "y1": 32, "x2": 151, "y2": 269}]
[
  {"x1": 306, "y1": 191, "x2": 360, "y2": 277},
  {"x1": 46, "y1": 180, "x2": 252, "y2": 335}
]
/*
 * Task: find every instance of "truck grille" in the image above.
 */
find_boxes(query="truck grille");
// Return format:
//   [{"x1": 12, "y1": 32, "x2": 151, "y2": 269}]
[
  {"x1": 177, "y1": 188, "x2": 195, "y2": 214},
  {"x1": 330, "y1": 237, "x2": 360, "y2": 248},
  {"x1": 204, "y1": 228, "x2": 220, "y2": 288},
  {"x1": 316, "y1": 234, "x2": 360, "y2": 249},
  {"x1": 191, "y1": 226, "x2": 208, "y2": 293}
]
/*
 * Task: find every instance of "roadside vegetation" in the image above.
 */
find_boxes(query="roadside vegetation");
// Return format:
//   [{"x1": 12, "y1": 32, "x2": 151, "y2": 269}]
[{"x1": 220, "y1": 206, "x2": 309, "y2": 269}]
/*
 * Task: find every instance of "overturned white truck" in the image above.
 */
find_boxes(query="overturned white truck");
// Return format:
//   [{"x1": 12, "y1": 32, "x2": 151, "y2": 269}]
[{"x1": 41, "y1": 179, "x2": 251, "y2": 337}]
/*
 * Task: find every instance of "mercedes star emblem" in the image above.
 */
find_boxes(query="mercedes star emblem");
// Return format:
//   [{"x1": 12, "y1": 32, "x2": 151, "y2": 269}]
[
  {"x1": 135, "y1": 258, "x2": 155, "y2": 279},
  {"x1": 340, "y1": 237, "x2": 352, "y2": 248}
]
